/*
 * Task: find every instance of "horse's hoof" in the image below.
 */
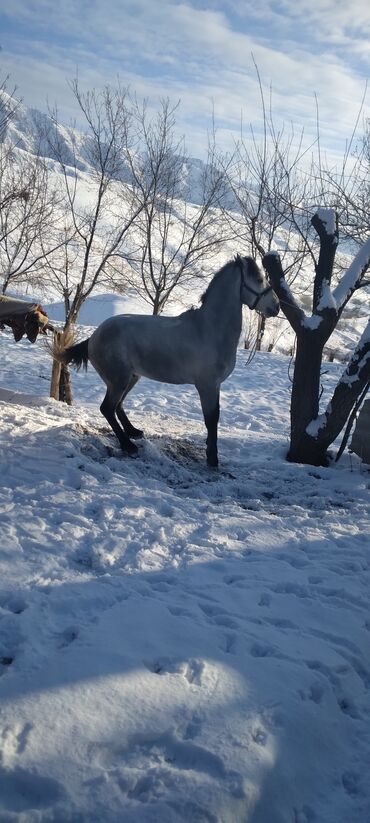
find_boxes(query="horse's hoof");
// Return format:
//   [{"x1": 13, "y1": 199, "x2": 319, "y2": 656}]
[
  {"x1": 130, "y1": 428, "x2": 144, "y2": 439},
  {"x1": 121, "y1": 441, "x2": 138, "y2": 457}
]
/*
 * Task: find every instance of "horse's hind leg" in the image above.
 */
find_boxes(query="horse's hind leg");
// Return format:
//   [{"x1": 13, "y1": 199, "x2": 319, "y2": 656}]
[
  {"x1": 100, "y1": 387, "x2": 138, "y2": 456},
  {"x1": 116, "y1": 375, "x2": 144, "y2": 439},
  {"x1": 197, "y1": 383, "x2": 220, "y2": 468}
]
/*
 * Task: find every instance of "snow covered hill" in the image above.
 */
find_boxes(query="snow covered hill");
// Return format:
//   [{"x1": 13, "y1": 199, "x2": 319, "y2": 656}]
[
  {"x1": 43, "y1": 292, "x2": 151, "y2": 326},
  {"x1": 0, "y1": 325, "x2": 369, "y2": 822},
  {"x1": 1, "y1": 91, "x2": 226, "y2": 208}
]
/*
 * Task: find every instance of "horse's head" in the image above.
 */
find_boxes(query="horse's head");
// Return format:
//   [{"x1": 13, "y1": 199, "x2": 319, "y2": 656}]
[{"x1": 237, "y1": 255, "x2": 279, "y2": 317}]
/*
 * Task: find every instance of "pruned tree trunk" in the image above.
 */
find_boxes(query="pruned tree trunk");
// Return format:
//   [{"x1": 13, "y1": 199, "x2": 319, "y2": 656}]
[
  {"x1": 263, "y1": 210, "x2": 370, "y2": 466},
  {"x1": 50, "y1": 331, "x2": 62, "y2": 400},
  {"x1": 58, "y1": 363, "x2": 73, "y2": 405},
  {"x1": 50, "y1": 329, "x2": 73, "y2": 404},
  {"x1": 288, "y1": 333, "x2": 327, "y2": 464}
]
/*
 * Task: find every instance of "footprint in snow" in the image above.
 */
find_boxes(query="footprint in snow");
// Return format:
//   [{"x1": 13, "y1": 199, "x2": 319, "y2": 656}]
[
  {"x1": 250, "y1": 642, "x2": 279, "y2": 658},
  {"x1": 0, "y1": 594, "x2": 27, "y2": 615},
  {"x1": 223, "y1": 574, "x2": 247, "y2": 586},
  {"x1": 1, "y1": 723, "x2": 33, "y2": 760},
  {"x1": 342, "y1": 770, "x2": 363, "y2": 797},
  {"x1": 167, "y1": 605, "x2": 193, "y2": 619},
  {"x1": 252, "y1": 727, "x2": 268, "y2": 746},
  {"x1": 98, "y1": 730, "x2": 245, "y2": 801},
  {"x1": 184, "y1": 659, "x2": 204, "y2": 685},
  {"x1": 57, "y1": 627, "x2": 79, "y2": 648},
  {"x1": 294, "y1": 805, "x2": 316, "y2": 822},
  {"x1": 298, "y1": 682, "x2": 324, "y2": 705},
  {"x1": 337, "y1": 696, "x2": 360, "y2": 719},
  {"x1": 0, "y1": 656, "x2": 14, "y2": 674},
  {"x1": 0, "y1": 766, "x2": 64, "y2": 813},
  {"x1": 220, "y1": 632, "x2": 237, "y2": 654},
  {"x1": 183, "y1": 716, "x2": 203, "y2": 740},
  {"x1": 145, "y1": 657, "x2": 204, "y2": 686}
]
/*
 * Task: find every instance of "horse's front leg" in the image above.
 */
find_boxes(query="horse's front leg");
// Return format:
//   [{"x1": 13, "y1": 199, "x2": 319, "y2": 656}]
[{"x1": 197, "y1": 383, "x2": 220, "y2": 467}]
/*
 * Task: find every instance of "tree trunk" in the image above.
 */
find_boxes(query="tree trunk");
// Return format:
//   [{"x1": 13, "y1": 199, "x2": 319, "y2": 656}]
[
  {"x1": 50, "y1": 331, "x2": 62, "y2": 400},
  {"x1": 288, "y1": 332, "x2": 327, "y2": 465},
  {"x1": 59, "y1": 363, "x2": 73, "y2": 405},
  {"x1": 49, "y1": 329, "x2": 73, "y2": 404},
  {"x1": 262, "y1": 211, "x2": 370, "y2": 467}
]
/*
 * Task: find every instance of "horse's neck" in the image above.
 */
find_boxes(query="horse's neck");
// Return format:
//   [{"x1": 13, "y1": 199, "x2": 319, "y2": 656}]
[{"x1": 201, "y1": 268, "x2": 242, "y2": 348}]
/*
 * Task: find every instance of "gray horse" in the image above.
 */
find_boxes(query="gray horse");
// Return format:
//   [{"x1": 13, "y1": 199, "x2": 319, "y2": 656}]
[{"x1": 56, "y1": 255, "x2": 279, "y2": 466}]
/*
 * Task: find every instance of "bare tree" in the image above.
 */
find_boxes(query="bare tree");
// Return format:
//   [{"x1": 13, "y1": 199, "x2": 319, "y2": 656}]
[
  {"x1": 40, "y1": 81, "x2": 144, "y2": 401},
  {"x1": 0, "y1": 78, "x2": 28, "y2": 233},
  {"x1": 114, "y1": 98, "x2": 231, "y2": 315},
  {"x1": 330, "y1": 115, "x2": 370, "y2": 254},
  {"x1": 0, "y1": 74, "x2": 19, "y2": 141},
  {"x1": 225, "y1": 67, "x2": 327, "y2": 350},
  {"x1": 0, "y1": 149, "x2": 60, "y2": 294},
  {"x1": 0, "y1": 78, "x2": 63, "y2": 297},
  {"x1": 263, "y1": 208, "x2": 370, "y2": 465},
  {"x1": 43, "y1": 82, "x2": 142, "y2": 326}
]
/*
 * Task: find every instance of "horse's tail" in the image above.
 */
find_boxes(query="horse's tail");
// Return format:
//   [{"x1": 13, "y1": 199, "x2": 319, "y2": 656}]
[
  {"x1": 51, "y1": 327, "x2": 90, "y2": 372},
  {"x1": 62, "y1": 338, "x2": 90, "y2": 371}
]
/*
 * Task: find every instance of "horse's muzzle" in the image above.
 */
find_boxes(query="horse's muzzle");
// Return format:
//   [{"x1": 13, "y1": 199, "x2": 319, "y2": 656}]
[{"x1": 264, "y1": 302, "x2": 280, "y2": 318}]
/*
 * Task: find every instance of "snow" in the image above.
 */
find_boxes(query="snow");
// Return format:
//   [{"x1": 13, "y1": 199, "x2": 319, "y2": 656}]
[
  {"x1": 301, "y1": 314, "x2": 322, "y2": 330},
  {"x1": 339, "y1": 320, "x2": 370, "y2": 387},
  {"x1": 316, "y1": 208, "x2": 337, "y2": 237},
  {"x1": 2, "y1": 92, "x2": 236, "y2": 211},
  {"x1": 44, "y1": 292, "x2": 151, "y2": 326},
  {"x1": 316, "y1": 280, "x2": 337, "y2": 312},
  {"x1": 305, "y1": 410, "x2": 329, "y2": 438},
  {"x1": 1, "y1": 324, "x2": 370, "y2": 823},
  {"x1": 333, "y1": 236, "x2": 370, "y2": 311}
]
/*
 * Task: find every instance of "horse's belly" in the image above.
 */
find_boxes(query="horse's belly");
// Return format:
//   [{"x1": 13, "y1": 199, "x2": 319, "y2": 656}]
[
  {"x1": 216, "y1": 357, "x2": 236, "y2": 383},
  {"x1": 135, "y1": 360, "x2": 195, "y2": 385}
]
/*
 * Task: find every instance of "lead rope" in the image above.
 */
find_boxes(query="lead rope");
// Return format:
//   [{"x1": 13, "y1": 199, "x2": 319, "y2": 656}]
[
  {"x1": 244, "y1": 330, "x2": 258, "y2": 365},
  {"x1": 238, "y1": 258, "x2": 272, "y2": 366}
]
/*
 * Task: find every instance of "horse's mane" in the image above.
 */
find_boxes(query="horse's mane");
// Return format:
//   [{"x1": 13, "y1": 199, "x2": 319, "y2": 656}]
[{"x1": 200, "y1": 256, "x2": 242, "y2": 306}]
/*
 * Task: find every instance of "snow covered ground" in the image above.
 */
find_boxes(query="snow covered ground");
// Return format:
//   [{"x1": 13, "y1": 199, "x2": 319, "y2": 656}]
[{"x1": 0, "y1": 325, "x2": 370, "y2": 823}]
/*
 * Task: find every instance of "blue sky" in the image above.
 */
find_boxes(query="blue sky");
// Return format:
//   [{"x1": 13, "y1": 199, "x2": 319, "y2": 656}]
[{"x1": 0, "y1": 0, "x2": 369, "y2": 161}]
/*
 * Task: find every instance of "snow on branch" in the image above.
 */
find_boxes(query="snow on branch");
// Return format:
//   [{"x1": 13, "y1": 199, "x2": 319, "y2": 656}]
[
  {"x1": 314, "y1": 208, "x2": 337, "y2": 237},
  {"x1": 333, "y1": 236, "x2": 370, "y2": 313},
  {"x1": 339, "y1": 319, "x2": 370, "y2": 386},
  {"x1": 311, "y1": 210, "x2": 338, "y2": 313}
]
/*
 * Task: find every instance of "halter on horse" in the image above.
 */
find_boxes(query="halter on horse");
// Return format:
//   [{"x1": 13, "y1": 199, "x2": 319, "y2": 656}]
[{"x1": 55, "y1": 255, "x2": 279, "y2": 467}]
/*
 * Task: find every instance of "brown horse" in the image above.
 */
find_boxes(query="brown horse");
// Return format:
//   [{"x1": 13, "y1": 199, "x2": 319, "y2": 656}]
[{"x1": 0, "y1": 295, "x2": 51, "y2": 343}]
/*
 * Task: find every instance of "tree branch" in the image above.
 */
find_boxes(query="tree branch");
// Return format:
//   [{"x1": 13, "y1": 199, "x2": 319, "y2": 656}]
[
  {"x1": 311, "y1": 210, "x2": 338, "y2": 312},
  {"x1": 262, "y1": 252, "x2": 305, "y2": 334},
  {"x1": 332, "y1": 236, "x2": 370, "y2": 314}
]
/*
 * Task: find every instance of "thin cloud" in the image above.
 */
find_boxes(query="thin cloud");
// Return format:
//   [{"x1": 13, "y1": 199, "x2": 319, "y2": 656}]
[{"x1": 0, "y1": 0, "x2": 368, "y2": 161}]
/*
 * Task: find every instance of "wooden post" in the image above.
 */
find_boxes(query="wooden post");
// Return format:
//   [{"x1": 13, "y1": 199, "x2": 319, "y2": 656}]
[
  {"x1": 59, "y1": 363, "x2": 73, "y2": 405},
  {"x1": 50, "y1": 331, "x2": 62, "y2": 400}
]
